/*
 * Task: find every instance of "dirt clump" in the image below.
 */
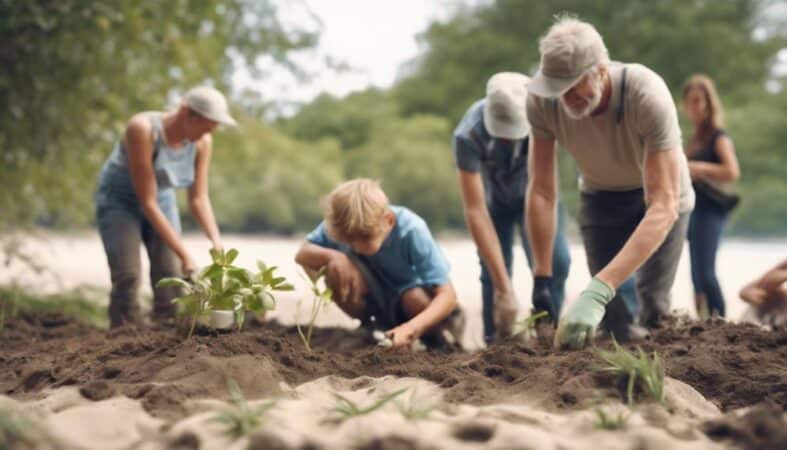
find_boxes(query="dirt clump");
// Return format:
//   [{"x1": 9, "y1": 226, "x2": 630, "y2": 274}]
[{"x1": 703, "y1": 403, "x2": 787, "y2": 450}]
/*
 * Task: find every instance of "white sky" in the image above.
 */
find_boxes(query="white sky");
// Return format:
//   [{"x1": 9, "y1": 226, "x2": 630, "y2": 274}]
[
  {"x1": 232, "y1": 0, "x2": 463, "y2": 114},
  {"x1": 232, "y1": 0, "x2": 786, "y2": 111}
]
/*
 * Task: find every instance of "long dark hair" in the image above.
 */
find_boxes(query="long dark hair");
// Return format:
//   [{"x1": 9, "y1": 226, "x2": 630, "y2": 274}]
[{"x1": 682, "y1": 74, "x2": 725, "y2": 145}]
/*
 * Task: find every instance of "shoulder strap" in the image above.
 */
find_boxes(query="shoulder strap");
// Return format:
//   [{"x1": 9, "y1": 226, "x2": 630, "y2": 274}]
[{"x1": 615, "y1": 66, "x2": 627, "y2": 124}]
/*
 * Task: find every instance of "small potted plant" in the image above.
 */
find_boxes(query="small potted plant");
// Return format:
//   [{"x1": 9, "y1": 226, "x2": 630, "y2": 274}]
[{"x1": 157, "y1": 248, "x2": 294, "y2": 338}]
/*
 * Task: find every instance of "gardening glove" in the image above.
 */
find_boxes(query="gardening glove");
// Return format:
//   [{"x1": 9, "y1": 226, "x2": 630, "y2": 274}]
[
  {"x1": 493, "y1": 288, "x2": 518, "y2": 339},
  {"x1": 531, "y1": 275, "x2": 557, "y2": 322},
  {"x1": 554, "y1": 277, "x2": 615, "y2": 350}
]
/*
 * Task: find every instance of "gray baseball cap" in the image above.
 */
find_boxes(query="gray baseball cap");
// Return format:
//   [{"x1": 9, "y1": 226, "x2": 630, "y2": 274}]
[
  {"x1": 184, "y1": 86, "x2": 237, "y2": 126},
  {"x1": 528, "y1": 20, "x2": 608, "y2": 98},
  {"x1": 483, "y1": 72, "x2": 531, "y2": 140}
]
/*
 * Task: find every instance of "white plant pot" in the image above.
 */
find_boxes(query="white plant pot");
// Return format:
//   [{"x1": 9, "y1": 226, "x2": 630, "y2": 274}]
[{"x1": 209, "y1": 310, "x2": 235, "y2": 330}]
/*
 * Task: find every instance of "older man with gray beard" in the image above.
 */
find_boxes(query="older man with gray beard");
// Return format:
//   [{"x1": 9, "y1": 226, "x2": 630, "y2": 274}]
[{"x1": 525, "y1": 17, "x2": 695, "y2": 349}]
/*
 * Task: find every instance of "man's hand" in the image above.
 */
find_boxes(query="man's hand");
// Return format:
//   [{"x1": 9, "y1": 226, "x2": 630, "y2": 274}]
[
  {"x1": 554, "y1": 277, "x2": 615, "y2": 350},
  {"x1": 494, "y1": 288, "x2": 518, "y2": 339},
  {"x1": 386, "y1": 322, "x2": 419, "y2": 350},
  {"x1": 326, "y1": 253, "x2": 361, "y2": 302},
  {"x1": 532, "y1": 275, "x2": 557, "y2": 321}
]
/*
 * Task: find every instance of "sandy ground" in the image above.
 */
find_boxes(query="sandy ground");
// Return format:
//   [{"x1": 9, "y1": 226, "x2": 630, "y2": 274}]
[
  {"x1": 1, "y1": 313, "x2": 785, "y2": 450},
  {"x1": 2, "y1": 231, "x2": 786, "y2": 348},
  {"x1": 0, "y1": 376, "x2": 734, "y2": 450}
]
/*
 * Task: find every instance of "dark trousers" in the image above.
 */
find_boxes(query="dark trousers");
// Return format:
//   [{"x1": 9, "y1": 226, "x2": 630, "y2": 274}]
[
  {"x1": 579, "y1": 189, "x2": 689, "y2": 329},
  {"x1": 480, "y1": 202, "x2": 571, "y2": 343},
  {"x1": 97, "y1": 206, "x2": 182, "y2": 327},
  {"x1": 688, "y1": 194, "x2": 729, "y2": 316}
]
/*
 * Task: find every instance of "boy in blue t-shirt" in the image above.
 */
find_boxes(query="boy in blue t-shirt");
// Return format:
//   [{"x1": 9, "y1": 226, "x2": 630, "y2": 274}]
[{"x1": 295, "y1": 178, "x2": 464, "y2": 349}]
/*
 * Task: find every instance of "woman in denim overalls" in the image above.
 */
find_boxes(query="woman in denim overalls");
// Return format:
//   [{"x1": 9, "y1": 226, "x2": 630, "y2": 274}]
[{"x1": 95, "y1": 86, "x2": 235, "y2": 327}]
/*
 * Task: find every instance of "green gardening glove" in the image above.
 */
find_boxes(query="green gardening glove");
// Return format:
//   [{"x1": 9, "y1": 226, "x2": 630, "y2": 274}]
[{"x1": 554, "y1": 277, "x2": 616, "y2": 350}]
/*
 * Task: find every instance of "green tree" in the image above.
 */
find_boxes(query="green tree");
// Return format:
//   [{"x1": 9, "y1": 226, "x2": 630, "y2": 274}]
[
  {"x1": 346, "y1": 115, "x2": 464, "y2": 230},
  {"x1": 197, "y1": 114, "x2": 343, "y2": 233},
  {"x1": 279, "y1": 88, "x2": 399, "y2": 150},
  {"x1": 0, "y1": 0, "x2": 318, "y2": 231}
]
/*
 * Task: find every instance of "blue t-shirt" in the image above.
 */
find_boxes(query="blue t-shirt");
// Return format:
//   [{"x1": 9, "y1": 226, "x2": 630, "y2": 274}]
[
  {"x1": 452, "y1": 99, "x2": 529, "y2": 210},
  {"x1": 306, "y1": 205, "x2": 450, "y2": 296}
]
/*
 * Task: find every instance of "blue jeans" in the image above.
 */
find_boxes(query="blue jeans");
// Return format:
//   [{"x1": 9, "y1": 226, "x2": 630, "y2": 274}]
[
  {"x1": 688, "y1": 194, "x2": 729, "y2": 316},
  {"x1": 480, "y1": 202, "x2": 571, "y2": 343}
]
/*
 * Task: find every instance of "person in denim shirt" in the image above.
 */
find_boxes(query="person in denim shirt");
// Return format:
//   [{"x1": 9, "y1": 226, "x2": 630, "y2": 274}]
[
  {"x1": 453, "y1": 72, "x2": 571, "y2": 344},
  {"x1": 95, "y1": 86, "x2": 235, "y2": 327},
  {"x1": 295, "y1": 179, "x2": 464, "y2": 350}
]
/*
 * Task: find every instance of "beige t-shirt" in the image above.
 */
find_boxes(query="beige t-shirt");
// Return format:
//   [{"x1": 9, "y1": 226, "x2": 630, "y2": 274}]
[{"x1": 527, "y1": 62, "x2": 694, "y2": 213}]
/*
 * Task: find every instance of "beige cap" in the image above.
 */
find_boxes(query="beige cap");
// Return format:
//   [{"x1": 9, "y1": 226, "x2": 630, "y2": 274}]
[
  {"x1": 184, "y1": 86, "x2": 237, "y2": 126},
  {"x1": 528, "y1": 20, "x2": 608, "y2": 98},
  {"x1": 483, "y1": 72, "x2": 531, "y2": 140}
]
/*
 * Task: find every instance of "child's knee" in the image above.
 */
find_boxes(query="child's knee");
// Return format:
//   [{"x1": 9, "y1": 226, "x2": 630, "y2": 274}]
[{"x1": 400, "y1": 287, "x2": 432, "y2": 317}]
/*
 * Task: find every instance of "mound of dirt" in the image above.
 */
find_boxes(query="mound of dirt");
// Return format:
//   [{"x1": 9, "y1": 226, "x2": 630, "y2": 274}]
[
  {"x1": 1, "y1": 313, "x2": 785, "y2": 421},
  {"x1": 703, "y1": 403, "x2": 787, "y2": 450}
]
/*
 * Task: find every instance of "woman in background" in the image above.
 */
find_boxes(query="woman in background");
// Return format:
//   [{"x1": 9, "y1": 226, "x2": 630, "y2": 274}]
[{"x1": 682, "y1": 75, "x2": 740, "y2": 318}]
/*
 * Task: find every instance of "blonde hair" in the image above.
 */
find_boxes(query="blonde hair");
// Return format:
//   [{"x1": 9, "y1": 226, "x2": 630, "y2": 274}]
[
  {"x1": 682, "y1": 74, "x2": 725, "y2": 142},
  {"x1": 324, "y1": 179, "x2": 390, "y2": 243}
]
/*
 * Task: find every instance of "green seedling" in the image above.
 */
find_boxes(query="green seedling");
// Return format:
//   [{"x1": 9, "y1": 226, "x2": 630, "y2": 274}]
[
  {"x1": 513, "y1": 310, "x2": 548, "y2": 339},
  {"x1": 295, "y1": 267, "x2": 332, "y2": 352},
  {"x1": 212, "y1": 378, "x2": 276, "y2": 439},
  {"x1": 594, "y1": 338, "x2": 665, "y2": 405},
  {"x1": 157, "y1": 248, "x2": 294, "y2": 339},
  {"x1": 330, "y1": 388, "x2": 408, "y2": 422},
  {"x1": 395, "y1": 388, "x2": 438, "y2": 421},
  {"x1": 593, "y1": 405, "x2": 629, "y2": 430}
]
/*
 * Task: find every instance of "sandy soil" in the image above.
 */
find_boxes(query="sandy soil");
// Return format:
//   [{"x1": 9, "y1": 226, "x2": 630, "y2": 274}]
[{"x1": 1, "y1": 313, "x2": 785, "y2": 450}]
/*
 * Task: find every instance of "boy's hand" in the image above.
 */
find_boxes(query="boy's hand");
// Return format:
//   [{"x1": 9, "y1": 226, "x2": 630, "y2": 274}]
[
  {"x1": 740, "y1": 286, "x2": 768, "y2": 306},
  {"x1": 385, "y1": 323, "x2": 419, "y2": 350},
  {"x1": 327, "y1": 253, "x2": 362, "y2": 301}
]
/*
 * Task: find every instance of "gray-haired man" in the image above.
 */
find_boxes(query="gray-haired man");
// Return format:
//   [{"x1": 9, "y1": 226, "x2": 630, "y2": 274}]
[{"x1": 525, "y1": 17, "x2": 694, "y2": 349}]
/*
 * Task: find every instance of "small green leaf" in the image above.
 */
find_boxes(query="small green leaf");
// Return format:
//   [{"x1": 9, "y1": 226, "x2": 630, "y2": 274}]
[
  {"x1": 225, "y1": 248, "x2": 239, "y2": 265},
  {"x1": 261, "y1": 292, "x2": 276, "y2": 310},
  {"x1": 210, "y1": 248, "x2": 224, "y2": 264},
  {"x1": 156, "y1": 277, "x2": 191, "y2": 290},
  {"x1": 273, "y1": 283, "x2": 295, "y2": 292}
]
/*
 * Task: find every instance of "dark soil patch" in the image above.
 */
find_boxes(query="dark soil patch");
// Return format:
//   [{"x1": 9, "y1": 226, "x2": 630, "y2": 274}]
[
  {"x1": 79, "y1": 380, "x2": 116, "y2": 401},
  {"x1": 703, "y1": 404, "x2": 787, "y2": 450},
  {"x1": 1, "y1": 313, "x2": 785, "y2": 422}
]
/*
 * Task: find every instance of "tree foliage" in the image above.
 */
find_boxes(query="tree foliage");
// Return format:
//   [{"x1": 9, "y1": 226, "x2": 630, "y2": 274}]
[
  {"x1": 0, "y1": 0, "x2": 317, "y2": 230},
  {"x1": 1, "y1": 0, "x2": 785, "y2": 236}
]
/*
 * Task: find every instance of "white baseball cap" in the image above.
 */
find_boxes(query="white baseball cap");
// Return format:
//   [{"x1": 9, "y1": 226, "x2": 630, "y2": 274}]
[
  {"x1": 483, "y1": 72, "x2": 531, "y2": 140},
  {"x1": 184, "y1": 86, "x2": 237, "y2": 126}
]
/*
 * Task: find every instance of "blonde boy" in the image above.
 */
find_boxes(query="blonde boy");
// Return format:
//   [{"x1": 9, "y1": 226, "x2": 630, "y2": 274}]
[{"x1": 295, "y1": 179, "x2": 463, "y2": 349}]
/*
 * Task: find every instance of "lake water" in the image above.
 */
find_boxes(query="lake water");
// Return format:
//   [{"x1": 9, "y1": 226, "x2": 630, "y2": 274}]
[{"x1": 2, "y1": 231, "x2": 784, "y2": 347}]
